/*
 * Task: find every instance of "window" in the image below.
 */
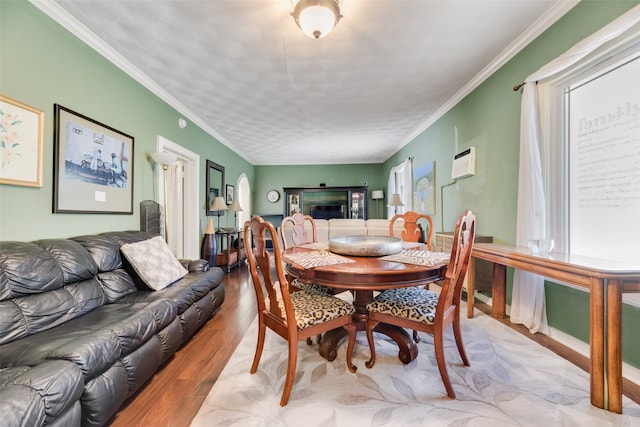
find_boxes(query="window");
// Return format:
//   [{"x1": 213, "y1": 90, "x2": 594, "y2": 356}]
[{"x1": 540, "y1": 39, "x2": 640, "y2": 264}]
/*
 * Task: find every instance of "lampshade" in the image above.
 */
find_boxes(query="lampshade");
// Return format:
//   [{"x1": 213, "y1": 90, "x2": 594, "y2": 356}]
[
  {"x1": 292, "y1": 0, "x2": 342, "y2": 39},
  {"x1": 149, "y1": 151, "x2": 177, "y2": 166},
  {"x1": 210, "y1": 196, "x2": 228, "y2": 211},
  {"x1": 228, "y1": 200, "x2": 243, "y2": 212},
  {"x1": 388, "y1": 193, "x2": 404, "y2": 207},
  {"x1": 371, "y1": 190, "x2": 384, "y2": 200}
]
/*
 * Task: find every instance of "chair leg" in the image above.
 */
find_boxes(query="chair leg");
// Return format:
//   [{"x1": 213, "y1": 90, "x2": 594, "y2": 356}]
[
  {"x1": 343, "y1": 322, "x2": 357, "y2": 373},
  {"x1": 453, "y1": 313, "x2": 470, "y2": 366},
  {"x1": 434, "y1": 328, "x2": 455, "y2": 398},
  {"x1": 305, "y1": 333, "x2": 322, "y2": 346},
  {"x1": 280, "y1": 339, "x2": 299, "y2": 406},
  {"x1": 251, "y1": 319, "x2": 266, "y2": 374},
  {"x1": 412, "y1": 330, "x2": 421, "y2": 343},
  {"x1": 365, "y1": 319, "x2": 379, "y2": 369}
]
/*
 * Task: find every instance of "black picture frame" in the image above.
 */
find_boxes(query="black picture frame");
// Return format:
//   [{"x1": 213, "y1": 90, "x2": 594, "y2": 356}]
[
  {"x1": 225, "y1": 184, "x2": 234, "y2": 205},
  {"x1": 205, "y1": 159, "x2": 225, "y2": 216},
  {"x1": 53, "y1": 104, "x2": 134, "y2": 214}
]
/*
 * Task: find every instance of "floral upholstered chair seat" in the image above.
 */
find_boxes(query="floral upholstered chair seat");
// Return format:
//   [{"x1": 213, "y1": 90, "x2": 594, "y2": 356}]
[
  {"x1": 290, "y1": 278, "x2": 333, "y2": 296},
  {"x1": 366, "y1": 287, "x2": 439, "y2": 324},
  {"x1": 290, "y1": 291, "x2": 355, "y2": 329}
]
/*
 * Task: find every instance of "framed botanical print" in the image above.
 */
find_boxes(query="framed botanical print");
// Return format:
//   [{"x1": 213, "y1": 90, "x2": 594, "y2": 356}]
[{"x1": 0, "y1": 95, "x2": 45, "y2": 187}]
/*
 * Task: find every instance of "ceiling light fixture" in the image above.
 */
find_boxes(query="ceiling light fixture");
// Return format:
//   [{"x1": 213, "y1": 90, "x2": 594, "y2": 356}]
[{"x1": 291, "y1": 0, "x2": 342, "y2": 40}]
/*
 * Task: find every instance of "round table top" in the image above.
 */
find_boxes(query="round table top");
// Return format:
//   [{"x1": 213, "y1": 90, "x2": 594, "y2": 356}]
[{"x1": 283, "y1": 245, "x2": 445, "y2": 291}]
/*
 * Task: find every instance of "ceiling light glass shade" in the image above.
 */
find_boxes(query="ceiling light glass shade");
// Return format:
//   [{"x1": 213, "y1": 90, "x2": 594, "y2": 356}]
[
  {"x1": 149, "y1": 151, "x2": 178, "y2": 166},
  {"x1": 292, "y1": 0, "x2": 341, "y2": 39}
]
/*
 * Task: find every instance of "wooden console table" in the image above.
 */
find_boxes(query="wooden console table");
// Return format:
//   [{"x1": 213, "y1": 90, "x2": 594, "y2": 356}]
[
  {"x1": 471, "y1": 243, "x2": 640, "y2": 413},
  {"x1": 215, "y1": 228, "x2": 246, "y2": 273}
]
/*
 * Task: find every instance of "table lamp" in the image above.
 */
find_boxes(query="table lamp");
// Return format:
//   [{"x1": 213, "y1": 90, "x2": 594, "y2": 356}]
[
  {"x1": 388, "y1": 193, "x2": 404, "y2": 215},
  {"x1": 210, "y1": 196, "x2": 228, "y2": 231},
  {"x1": 228, "y1": 199, "x2": 243, "y2": 228}
]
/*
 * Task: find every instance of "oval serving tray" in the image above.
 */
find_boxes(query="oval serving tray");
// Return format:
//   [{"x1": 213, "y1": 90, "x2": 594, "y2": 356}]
[{"x1": 329, "y1": 235, "x2": 403, "y2": 257}]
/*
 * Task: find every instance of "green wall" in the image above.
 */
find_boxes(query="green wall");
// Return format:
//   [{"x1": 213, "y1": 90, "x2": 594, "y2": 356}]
[
  {"x1": 382, "y1": 0, "x2": 640, "y2": 369},
  {"x1": 253, "y1": 164, "x2": 385, "y2": 217},
  {"x1": 2, "y1": 0, "x2": 639, "y2": 369},
  {"x1": 0, "y1": 1, "x2": 252, "y2": 241}
]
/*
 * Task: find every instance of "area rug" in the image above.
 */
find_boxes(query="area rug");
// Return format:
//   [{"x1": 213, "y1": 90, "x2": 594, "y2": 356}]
[{"x1": 191, "y1": 308, "x2": 640, "y2": 426}]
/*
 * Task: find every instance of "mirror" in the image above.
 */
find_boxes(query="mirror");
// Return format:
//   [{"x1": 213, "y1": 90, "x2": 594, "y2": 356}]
[{"x1": 205, "y1": 159, "x2": 225, "y2": 216}]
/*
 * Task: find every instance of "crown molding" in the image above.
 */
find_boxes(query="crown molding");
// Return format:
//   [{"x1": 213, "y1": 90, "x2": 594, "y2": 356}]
[
  {"x1": 28, "y1": 0, "x2": 253, "y2": 162},
  {"x1": 394, "y1": 0, "x2": 580, "y2": 156}
]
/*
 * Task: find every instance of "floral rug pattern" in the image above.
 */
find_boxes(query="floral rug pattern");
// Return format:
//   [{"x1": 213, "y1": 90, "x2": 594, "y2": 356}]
[{"x1": 191, "y1": 308, "x2": 640, "y2": 426}]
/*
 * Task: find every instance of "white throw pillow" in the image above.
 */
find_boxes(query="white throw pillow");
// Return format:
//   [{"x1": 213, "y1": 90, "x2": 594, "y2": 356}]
[{"x1": 120, "y1": 236, "x2": 188, "y2": 290}]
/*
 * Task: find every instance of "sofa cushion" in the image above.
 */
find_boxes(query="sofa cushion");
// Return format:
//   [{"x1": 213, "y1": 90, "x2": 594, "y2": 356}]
[
  {"x1": 97, "y1": 269, "x2": 138, "y2": 303},
  {"x1": 328, "y1": 218, "x2": 367, "y2": 238},
  {"x1": 0, "y1": 277, "x2": 106, "y2": 346},
  {"x1": 0, "y1": 300, "x2": 176, "y2": 379},
  {"x1": 0, "y1": 360, "x2": 83, "y2": 426},
  {"x1": 72, "y1": 234, "x2": 123, "y2": 272},
  {"x1": 0, "y1": 242, "x2": 65, "y2": 299},
  {"x1": 116, "y1": 268, "x2": 224, "y2": 315},
  {"x1": 120, "y1": 236, "x2": 188, "y2": 290}
]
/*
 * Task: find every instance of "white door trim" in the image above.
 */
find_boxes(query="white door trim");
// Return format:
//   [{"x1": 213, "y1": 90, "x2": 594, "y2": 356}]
[{"x1": 156, "y1": 136, "x2": 200, "y2": 259}]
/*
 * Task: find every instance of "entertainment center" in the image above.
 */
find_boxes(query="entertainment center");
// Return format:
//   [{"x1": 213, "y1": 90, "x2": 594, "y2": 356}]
[{"x1": 283, "y1": 186, "x2": 369, "y2": 220}]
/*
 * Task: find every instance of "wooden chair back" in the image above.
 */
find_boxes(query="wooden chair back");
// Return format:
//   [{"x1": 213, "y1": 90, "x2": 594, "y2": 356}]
[
  {"x1": 245, "y1": 216, "x2": 292, "y2": 334},
  {"x1": 280, "y1": 212, "x2": 317, "y2": 249},
  {"x1": 389, "y1": 211, "x2": 434, "y2": 250},
  {"x1": 437, "y1": 210, "x2": 476, "y2": 318}
]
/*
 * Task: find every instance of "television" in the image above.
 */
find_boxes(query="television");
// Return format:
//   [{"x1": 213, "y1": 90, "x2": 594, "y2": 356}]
[{"x1": 309, "y1": 204, "x2": 345, "y2": 220}]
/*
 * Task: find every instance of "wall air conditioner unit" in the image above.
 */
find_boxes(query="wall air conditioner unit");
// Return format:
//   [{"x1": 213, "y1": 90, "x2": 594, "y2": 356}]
[{"x1": 451, "y1": 146, "x2": 476, "y2": 179}]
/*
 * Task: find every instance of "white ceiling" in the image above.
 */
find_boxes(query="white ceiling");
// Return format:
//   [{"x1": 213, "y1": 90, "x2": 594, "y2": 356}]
[{"x1": 40, "y1": 0, "x2": 576, "y2": 165}]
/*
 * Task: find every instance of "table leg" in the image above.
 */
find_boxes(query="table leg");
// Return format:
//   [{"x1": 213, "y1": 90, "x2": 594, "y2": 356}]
[
  {"x1": 373, "y1": 322, "x2": 418, "y2": 364},
  {"x1": 492, "y1": 263, "x2": 507, "y2": 318},
  {"x1": 319, "y1": 328, "x2": 347, "y2": 361},
  {"x1": 318, "y1": 289, "x2": 419, "y2": 364},
  {"x1": 606, "y1": 279, "x2": 623, "y2": 413},
  {"x1": 466, "y1": 258, "x2": 476, "y2": 318},
  {"x1": 590, "y1": 277, "x2": 606, "y2": 409}
]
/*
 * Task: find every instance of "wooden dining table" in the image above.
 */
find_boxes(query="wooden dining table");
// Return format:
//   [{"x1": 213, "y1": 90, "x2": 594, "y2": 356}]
[{"x1": 283, "y1": 244, "x2": 448, "y2": 364}]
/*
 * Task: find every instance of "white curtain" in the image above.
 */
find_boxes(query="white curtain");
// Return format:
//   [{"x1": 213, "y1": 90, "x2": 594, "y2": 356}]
[
  {"x1": 387, "y1": 158, "x2": 413, "y2": 218},
  {"x1": 513, "y1": 5, "x2": 640, "y2": 334},
  {"x1": 166, "y1": 159, "x2": 184, "y2": 258}
]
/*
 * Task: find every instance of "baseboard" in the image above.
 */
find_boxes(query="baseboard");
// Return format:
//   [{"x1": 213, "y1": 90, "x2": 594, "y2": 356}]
[
  {"x1": 471, "y1": 294, "x2": 640, "y2": 388},
  {"x1": 548, "y1": 326, "x2": 640, "y2": 388}
]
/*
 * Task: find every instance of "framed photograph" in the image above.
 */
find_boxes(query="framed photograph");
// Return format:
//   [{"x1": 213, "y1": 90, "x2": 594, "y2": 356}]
[
  {"x1": 413, "y1": 161, "x2": 436, "y2": 215},
  {"x1": 225, "y1": 184, "x2": 234, "y2": 205},
  {"x1": 0, "y1": 95, "x2": 45, "y2": 187},
  {"x1": 53, "y1": 104, "x2": 134, "y2": 214},
  {"x1": 205, "y1": 159, "x2": 225, "y2": 216}
]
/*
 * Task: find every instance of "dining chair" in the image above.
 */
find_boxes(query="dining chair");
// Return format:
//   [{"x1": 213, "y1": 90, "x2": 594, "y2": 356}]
[
  {"x1": 280, "y1": 212, "x2": 316, "y2": 249},
  {"x1": 279, "y1": 212, "x2": 333, "y2": 296},
  {"x1": 365, "y1": 210, "x2": 476, "y2": 398},
  {"x1": 390, "y1": 210, "x2": 436, "y2": 342},
  {"x1": 245, "y1": 216, "x2": 357, "y2": 406},
  {"x1": 389, "y1": 210, "x2": 435, "y2": 250}
]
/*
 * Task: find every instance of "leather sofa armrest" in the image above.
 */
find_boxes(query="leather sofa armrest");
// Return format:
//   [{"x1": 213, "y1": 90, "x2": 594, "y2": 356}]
[{"x1": 179, "y1": 259, "x2": 210, "y2": 272}]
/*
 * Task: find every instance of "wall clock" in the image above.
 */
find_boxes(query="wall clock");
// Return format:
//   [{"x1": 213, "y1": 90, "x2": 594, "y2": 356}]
[{"x1": 267, "y1": 190, "x2": 280, "y2": 203}]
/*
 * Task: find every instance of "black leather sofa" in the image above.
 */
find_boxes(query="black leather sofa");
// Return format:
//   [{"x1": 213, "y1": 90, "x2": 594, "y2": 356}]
[{"x1": 0, "y1": 231, "x2": 225, "y2": 426}]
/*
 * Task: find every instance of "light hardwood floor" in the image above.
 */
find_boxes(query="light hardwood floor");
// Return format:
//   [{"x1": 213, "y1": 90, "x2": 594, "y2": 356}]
[{"x1": 107, "y1": 265, "x2": 639, "y2": 426}]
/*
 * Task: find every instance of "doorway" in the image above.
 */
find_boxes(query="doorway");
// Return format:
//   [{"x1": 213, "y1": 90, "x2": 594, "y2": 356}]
[
  {"x1": 236, "y1": 173, "x2": 251, "y2": 229},
  {"x1": 156, "y1": 136, "x2": 199, "y2": 259}
]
